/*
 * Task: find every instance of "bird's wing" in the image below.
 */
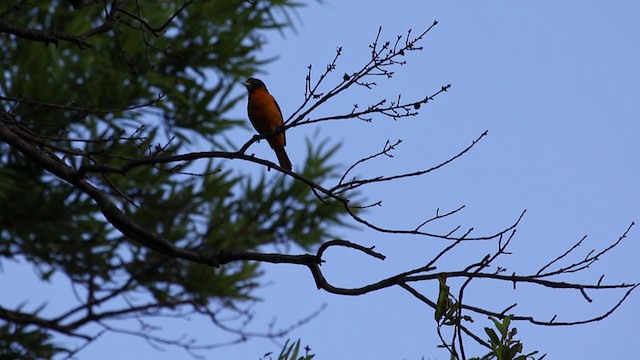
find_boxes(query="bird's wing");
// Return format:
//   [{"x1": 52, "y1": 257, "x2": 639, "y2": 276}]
[{"x1": 272, "y1": 95, "x2": 286, "y2": 145}]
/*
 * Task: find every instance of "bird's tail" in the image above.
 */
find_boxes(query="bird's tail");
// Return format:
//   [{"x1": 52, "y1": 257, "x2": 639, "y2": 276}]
[{"x1": 274, "y1": 147, "x2": 292, "y2": 171}]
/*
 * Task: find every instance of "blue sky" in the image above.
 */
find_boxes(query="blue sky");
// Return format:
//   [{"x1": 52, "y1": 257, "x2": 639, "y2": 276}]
[
  {"x1": 224, "y1": 1, "x2": 640, "y2": 358},
  {"x1": 232, "y1": 2, "x2": 639, "y2": 358},
  {"x1": 4, "y1": 1, "x2": 639, "y2": 359}
]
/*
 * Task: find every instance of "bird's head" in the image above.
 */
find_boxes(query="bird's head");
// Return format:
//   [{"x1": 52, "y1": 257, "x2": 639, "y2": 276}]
[{"x1": 243, "y1": 78, "x2": 267, "y2": 92}]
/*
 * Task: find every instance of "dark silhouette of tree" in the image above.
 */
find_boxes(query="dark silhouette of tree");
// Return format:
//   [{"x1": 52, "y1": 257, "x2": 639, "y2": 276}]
[{"x1": 0, "y1": 1, "x2": 636, "y2": 359}]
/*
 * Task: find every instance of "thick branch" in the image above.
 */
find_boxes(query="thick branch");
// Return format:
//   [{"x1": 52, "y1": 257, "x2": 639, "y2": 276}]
[
  {"x1": 0, "y1": 19, "x2": 108, "y2": 48},
  {"x1": 0, "y1": 306, "x2": 91, "y2": 340},
  {"x1": 0, "y1": 115, "x2": 321, "y2": 268}
]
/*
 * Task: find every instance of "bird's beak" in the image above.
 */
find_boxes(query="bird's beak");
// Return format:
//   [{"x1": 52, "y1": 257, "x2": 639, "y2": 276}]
[{"x1": 242, "y1": 80, "x2": 250, "y2": 87}]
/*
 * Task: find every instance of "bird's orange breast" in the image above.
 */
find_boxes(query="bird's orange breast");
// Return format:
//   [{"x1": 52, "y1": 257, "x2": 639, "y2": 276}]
[{"x1": 247, "y1": 89, "x2": 283, "y2": 135}]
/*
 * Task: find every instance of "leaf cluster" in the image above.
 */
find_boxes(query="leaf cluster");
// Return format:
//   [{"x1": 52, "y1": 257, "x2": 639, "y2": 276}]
[{"x1": 0, "y1": 1, "x2": 349, "y2": 357}]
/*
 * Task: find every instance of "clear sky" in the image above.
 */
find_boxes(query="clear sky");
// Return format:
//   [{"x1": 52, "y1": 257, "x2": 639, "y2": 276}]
[
  {"x1": 4, "y1": 1, "x2": 639, "y2": 359},
  {"x1": 224, "y1": 2, "x2": 640, "y2": 358}
]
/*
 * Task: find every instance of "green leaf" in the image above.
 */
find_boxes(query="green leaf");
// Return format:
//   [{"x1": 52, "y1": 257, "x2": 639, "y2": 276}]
[
  {"x1": 435, "y1": 274, "x2": 449, "y2": 322},
  {"x1": 485, "y1": 327, "x2": 500, "y2": 347}
]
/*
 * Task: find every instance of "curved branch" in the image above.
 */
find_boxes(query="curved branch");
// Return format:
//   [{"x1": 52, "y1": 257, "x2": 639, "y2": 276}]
[
  {"x1": 0, "y1": 20, "x2": 97, "y2": 48},
  {"x1": 460, "y1": 284, "x2": 639, "y2": 327},
  {"x1": 0, "y1": 305, "x2": 92, "y2": 340},
  {"x1": 0, "y1": 115, "x2": 320, "y2": 269},
  {"x1": 332, "y1": 130, "x2": 488, "y2": 193}
]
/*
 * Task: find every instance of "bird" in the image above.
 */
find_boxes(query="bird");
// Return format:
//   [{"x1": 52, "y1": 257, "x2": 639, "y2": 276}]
[{"x1": 243, "y1": 78, "x2": 292, "y2": 170}]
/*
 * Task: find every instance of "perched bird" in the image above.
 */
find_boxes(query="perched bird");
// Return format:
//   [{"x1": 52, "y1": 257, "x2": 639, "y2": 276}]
[{"x1": 243, "y1": 78, "x2": 292, "y2": 170}]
